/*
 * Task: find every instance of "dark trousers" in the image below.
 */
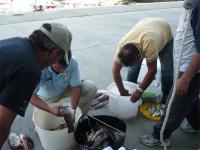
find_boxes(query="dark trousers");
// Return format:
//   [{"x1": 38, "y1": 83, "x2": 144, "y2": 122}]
[
  {"x1": 152, "y1": 72, "x2": 200, "y2": 140},
  {"x1": 127, "y1": 40, "x2": 174, "y2": 104}
]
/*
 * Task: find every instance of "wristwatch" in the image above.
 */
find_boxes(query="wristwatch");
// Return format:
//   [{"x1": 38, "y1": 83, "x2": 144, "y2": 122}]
[{"x1": 137, "y1": 87, "x2": 144, "y2": 93}]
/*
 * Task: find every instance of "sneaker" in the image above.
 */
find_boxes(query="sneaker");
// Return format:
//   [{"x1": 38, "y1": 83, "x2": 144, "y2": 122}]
[
  {"x1": 180, "y1": 120, "x2": 198, "y2": 133},
  {"x1": 140, "y1": 134, "x2": 170, "y2": 147}
]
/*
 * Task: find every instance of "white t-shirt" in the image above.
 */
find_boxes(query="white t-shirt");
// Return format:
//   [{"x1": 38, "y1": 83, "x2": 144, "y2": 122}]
[{"x1": 174, "y1": 9, "x2": 200, "y2": 72}]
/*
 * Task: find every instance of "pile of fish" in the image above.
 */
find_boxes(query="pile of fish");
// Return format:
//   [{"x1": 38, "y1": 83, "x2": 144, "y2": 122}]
[
  {"x1": 50, "y1": 106, "x2": 75, "y2": 133},
  {"x1": 145, "y1": 104, "x2": 164, "y2": 117},
  {"x1": 8, "y1": 133, "x2": 33, "y2": 150},
  {"x1": 90, "y1": 92, "x2": 109, "y2": 110},
  {"x1": 82, "y1": 124, "x2": 125, "y2": 150}
]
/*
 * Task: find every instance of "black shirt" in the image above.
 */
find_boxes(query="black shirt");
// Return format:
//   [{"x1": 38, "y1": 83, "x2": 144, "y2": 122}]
[{"x1": 0, "y1": 37, "x2": 41, "y2": 116}]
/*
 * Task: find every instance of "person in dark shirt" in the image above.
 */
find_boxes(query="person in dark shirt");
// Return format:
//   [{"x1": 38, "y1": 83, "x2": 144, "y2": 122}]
[{"x1": 0, "y1": 23, "x2": 72, "y2": 148}]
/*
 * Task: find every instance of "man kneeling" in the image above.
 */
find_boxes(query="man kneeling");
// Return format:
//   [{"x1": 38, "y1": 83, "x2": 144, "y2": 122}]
[{"x1": 31, "y1": 50, "x2": 97, "y2": 121}]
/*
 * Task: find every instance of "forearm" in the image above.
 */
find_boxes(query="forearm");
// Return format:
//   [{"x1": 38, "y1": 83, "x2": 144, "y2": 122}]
[
  {"x1": 113, "y1": 72, "x2": 125, "y2": 92},
  {"x1": 71, "y1": 86, "x2": 81, "y2": 110},
  {"x1": 139, "y1": 69, "x2": 156, "y2": 91},
  {"x1": 181, "y1": 52, "x2": 200, "y2": 82},
  {"x1": 30, "y1": 94, "x2": 51, "y2": 113},
  {"x1": 139, "y1": 60, "x2": 157, "y2": 91},
  {"x1": 112, "y1": 62, "x2": 125, "y2": 94}
]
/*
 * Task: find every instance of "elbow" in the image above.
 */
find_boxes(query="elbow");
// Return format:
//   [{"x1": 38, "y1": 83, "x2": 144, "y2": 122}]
[
  {"x1": 112, "y1": 65, "x2": 117, "y2": 76},
  {"x1": 112, "y1": 62, "x2": 121, "y2": 76},
  {"x1": 112, "y1": 67, "x2": 117, "y2": 75},
  {"x1": 112, "y1": 67, "x2": 120, "y2": 79},
  {"x1": 30, "y1": 94, "x2": 37, "y2": 103},
  {"x1": 30, "y1": 97, "x2": 34, "y2": 104}
]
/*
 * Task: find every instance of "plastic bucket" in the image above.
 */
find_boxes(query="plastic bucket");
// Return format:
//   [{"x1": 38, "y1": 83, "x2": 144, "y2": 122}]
[
  {"x1": 138, "y1": 59, "x2": 161, "y2": 82},
  {"x1": 107, "y1": 81, "x2": 141, "y2": 119},
  {"x1": 74, "y1": 115, "x2": 126, "y2": 150},
  {"x1": 142, "y1": 80, "x2": 163, "y2": 102},
  {"x1": 33, "y1": 100, "x2": 82, "y2": 150}
]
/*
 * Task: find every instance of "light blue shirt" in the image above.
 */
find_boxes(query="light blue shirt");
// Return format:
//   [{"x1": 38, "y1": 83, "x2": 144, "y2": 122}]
[{"x1": 34, "y1": 57, "x2": 81, "y2": 99}]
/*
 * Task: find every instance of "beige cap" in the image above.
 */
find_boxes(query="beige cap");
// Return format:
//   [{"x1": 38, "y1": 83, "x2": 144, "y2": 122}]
[{"x1": 40, "y1": 23, "x2": 72, "y2": 64}]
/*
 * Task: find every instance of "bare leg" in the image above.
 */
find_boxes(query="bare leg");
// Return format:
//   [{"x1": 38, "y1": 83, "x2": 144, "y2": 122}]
[{"x1": 0, "y1": 105, "x2": 17, "y2": 148}]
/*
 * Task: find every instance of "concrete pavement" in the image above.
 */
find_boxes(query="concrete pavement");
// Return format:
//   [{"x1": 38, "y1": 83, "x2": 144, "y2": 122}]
[{"x1": 1, "y1": 1, "x2": 199, "y2": 150}]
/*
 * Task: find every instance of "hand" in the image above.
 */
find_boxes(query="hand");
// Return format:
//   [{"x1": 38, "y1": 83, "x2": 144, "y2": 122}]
[
  {"x1": 130, "y1": 90, "x2": 142, "y2": 103},
  {"x1": 49, "y1": 105, "x2": 60, "y2": 116},
  {"x1": 58, "y1": 106, "x2": 75, "y2": 122},
  {"x1": 120, "y1": 88, "x2": 130, "y2": 96},
  {"x1": 176, "y1": 77, "x2": 190, "y2": 96}
]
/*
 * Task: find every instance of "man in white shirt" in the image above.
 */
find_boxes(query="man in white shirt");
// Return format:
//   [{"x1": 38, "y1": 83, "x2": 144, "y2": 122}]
[{"x1": 140, "y1": 2, "x2": 200, "y2": 147}]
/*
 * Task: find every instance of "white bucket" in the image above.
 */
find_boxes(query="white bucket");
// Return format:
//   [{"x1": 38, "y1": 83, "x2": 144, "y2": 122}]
[
  {"x1": 107, "y1": 81, "x2": 141, "y2": 119},
  {"x1": 138, "y1": 59, "x2": 161, "y2": 82},
  {"x1": 33, "y1": 99, "x2": 82, "y2": 150}
]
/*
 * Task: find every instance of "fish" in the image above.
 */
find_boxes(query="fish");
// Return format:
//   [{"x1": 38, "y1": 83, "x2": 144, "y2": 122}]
[
  {"x1": 84, "y1": 123, "x2": 125, "y2": 150},
  {"x1": 91, "y1": 100, "x2": 109, "y2": 110},
  {"x1": 100, "y1": 141, "x2": 110, "y2": 149},
  {"x1": 95, "y1": 92, "x2": 104, "y2": 99},
  {"x1": 96, "y1": 94, "x2": 109, "y2": 102},
  {"x1": 19, "y1": 133, "x2": 34, "y2": 150},
  {"x1": 109, "y1": 131, "x2": 124, "y2": 145},
  {"x1": 87, "y1": 129, "x2": 96, "y2": 144},
  {"x1": 8, "y1": 133, "x2": 34, "y2": 150},
  {"x1": 50, "y1": 123, "x2": 66, "y2": 131},
  {"x1": 146, "y1": 104, "x2": 163, "y2": 117},
  {"x1": 90, "y1": 94, "x2": 109, "y2": 109},
  {"x1": 91, "y1": 130, "x2": 109, "y2": 149},
  {"x1": 91, "y1": 127, "x2": 108, "y2": 141},
  {"x1": 58, "y1": 106, "x2": 75, "y2": 133}
]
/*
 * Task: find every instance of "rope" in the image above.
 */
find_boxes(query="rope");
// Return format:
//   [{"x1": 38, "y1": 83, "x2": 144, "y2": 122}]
[
  {"x1": 87, "y1": 115, "x2": 126, "y2": 135},
  {"x1": 160, "y1": 9, "x2": 192, "y2": 150}
]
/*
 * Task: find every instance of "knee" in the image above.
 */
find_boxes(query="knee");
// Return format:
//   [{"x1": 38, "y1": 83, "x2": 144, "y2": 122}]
[
  {"x1": 80, "y1": 80, "x2": 97, "y2": 98},
  {"x1": 0, "y1": 123, "x2": 11, "y2": 147}
]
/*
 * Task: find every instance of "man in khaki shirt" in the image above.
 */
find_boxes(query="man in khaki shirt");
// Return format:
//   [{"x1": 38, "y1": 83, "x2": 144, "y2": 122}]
[{"x1": 112, "y1": 18, "x2": 174, "y2": 104}]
